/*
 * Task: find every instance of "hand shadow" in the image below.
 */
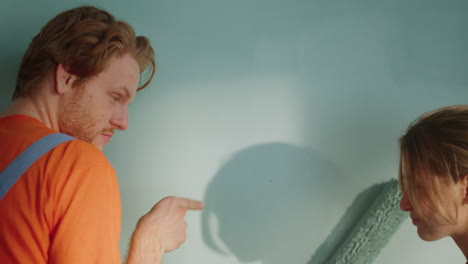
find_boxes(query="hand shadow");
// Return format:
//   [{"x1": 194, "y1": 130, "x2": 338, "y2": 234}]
[{"x1": 201, "y1": 142, "x2": 342, "y2": 264}]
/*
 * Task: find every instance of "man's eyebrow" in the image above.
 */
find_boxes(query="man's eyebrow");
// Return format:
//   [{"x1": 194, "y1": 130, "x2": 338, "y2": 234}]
[{"x1": 118, "y1": 86, "x2": 133, "y2": 102}]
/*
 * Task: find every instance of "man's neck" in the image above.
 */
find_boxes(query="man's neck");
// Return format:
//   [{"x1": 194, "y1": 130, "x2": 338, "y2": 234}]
[{"x1": 2, "y1": 96, "x2": 59, "y2": 131}]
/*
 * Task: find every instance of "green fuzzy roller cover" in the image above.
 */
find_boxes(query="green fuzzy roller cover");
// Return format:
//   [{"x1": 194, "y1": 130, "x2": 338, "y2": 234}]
[{"x1": 326, "y1": 179, "x2": 408, "y2": 264}]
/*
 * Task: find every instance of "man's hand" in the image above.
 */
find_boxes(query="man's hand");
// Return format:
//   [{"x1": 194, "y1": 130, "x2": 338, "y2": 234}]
[
  {"x1": 140, "y1": 196, "x2": 204, "y2": 252},
  {"x1": 126, "y1": 196, "x2": 204, "y2": 264}
]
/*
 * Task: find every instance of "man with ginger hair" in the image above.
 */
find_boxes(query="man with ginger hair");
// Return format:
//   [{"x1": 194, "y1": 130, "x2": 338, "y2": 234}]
[{"x1": 0, "y1": 6, "x2": 203, "y2": 264}]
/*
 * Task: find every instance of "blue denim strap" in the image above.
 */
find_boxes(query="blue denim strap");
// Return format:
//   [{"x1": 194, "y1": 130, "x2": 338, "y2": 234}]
[{"x1": 0, "y1": 133, "x2": 74, "y2": 199}]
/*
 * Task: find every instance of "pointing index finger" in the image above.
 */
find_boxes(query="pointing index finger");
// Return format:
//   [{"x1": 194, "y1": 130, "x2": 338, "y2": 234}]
[{"x1": 179, "y1": 198, "x2": 204, "y2": 210}]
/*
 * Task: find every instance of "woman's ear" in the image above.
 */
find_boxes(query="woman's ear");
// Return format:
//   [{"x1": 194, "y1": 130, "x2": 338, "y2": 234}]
[
  {"x1": 460, "y1": 175, "x2": 468, "y2": 203},
  {"x1": 55, "y1": 64, "x2": 77, "y2": 95},
  {"x1": 463, "y1": 175, "x2": 468, "y2": 194}
]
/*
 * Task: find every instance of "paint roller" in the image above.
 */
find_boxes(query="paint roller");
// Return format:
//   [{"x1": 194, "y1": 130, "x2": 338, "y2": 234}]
[{"x1": 324, "y1": 179, "x2": 407, "y2": 264}]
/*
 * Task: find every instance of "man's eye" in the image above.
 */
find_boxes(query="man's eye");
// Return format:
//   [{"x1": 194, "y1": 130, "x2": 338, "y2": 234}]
[{"x1": 111, "y1": 94, "x2": 121, "y2": 102}]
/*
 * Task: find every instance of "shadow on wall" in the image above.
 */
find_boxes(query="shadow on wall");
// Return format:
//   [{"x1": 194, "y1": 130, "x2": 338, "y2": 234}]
[
  {"x1": 201, "y1": 142, "x2": 342, "y2": 264},
  {"x1": 201, "y1": 143, "x2": 405, "y2": 264},
  {"x1": 0, "y1": 49, "x2": 20, "y2": 110}
]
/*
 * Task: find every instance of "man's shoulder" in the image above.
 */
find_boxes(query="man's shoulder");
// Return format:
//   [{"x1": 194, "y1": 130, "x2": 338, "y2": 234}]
[
  {"x1": 53, "y1": 139, "x2": 114, "y2": 169},
  {"x1": 42, "y1": 139, "x2": 117, "y2": 189},
  {"x1": 0, "y1": 115, "x2": 114, "y2": 172}
]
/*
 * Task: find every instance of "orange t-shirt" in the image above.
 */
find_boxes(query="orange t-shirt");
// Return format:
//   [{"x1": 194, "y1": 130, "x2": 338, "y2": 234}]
[{"x1": 0, "y1": 115, "x2": 122, "y2": 263}]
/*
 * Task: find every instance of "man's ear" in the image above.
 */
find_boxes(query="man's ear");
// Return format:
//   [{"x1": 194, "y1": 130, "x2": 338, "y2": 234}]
[{"x1": 55, "y1": 64, "x2": 77, "y2": 95}]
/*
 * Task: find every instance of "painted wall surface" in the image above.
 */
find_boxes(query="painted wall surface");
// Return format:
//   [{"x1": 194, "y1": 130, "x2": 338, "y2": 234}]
[{"x1": 1, "y1": 0, "x2": 467, "y2": 263}]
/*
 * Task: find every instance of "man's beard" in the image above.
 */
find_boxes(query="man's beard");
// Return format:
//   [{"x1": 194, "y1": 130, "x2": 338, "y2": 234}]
[{"x1": 58, "y1": 92, "x2": 100, "y2": 143}]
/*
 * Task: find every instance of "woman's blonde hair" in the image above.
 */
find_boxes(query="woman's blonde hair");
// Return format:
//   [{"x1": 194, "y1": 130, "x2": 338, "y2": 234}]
[
  {"x1": 13, "y1": 5, "x2": 155, "y2": 100},
  {"x1": 399, "y1": 105, "x2": 468, "y2": 223}
]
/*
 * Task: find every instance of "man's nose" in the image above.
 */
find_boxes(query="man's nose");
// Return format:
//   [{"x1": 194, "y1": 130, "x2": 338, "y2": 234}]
[{"x1": 111, "y1": 107, "x2": 129, "y2": 131}]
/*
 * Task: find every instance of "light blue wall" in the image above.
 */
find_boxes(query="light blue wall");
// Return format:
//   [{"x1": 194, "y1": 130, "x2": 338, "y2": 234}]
[{"x1": 1, "y1": 1, "x2": 467, "y2": 263}]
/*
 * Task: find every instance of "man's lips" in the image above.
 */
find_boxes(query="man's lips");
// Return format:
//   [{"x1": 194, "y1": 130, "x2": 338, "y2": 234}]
[{"x1": 102, "y1": 133, "x2": 113, "y2": 142}]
